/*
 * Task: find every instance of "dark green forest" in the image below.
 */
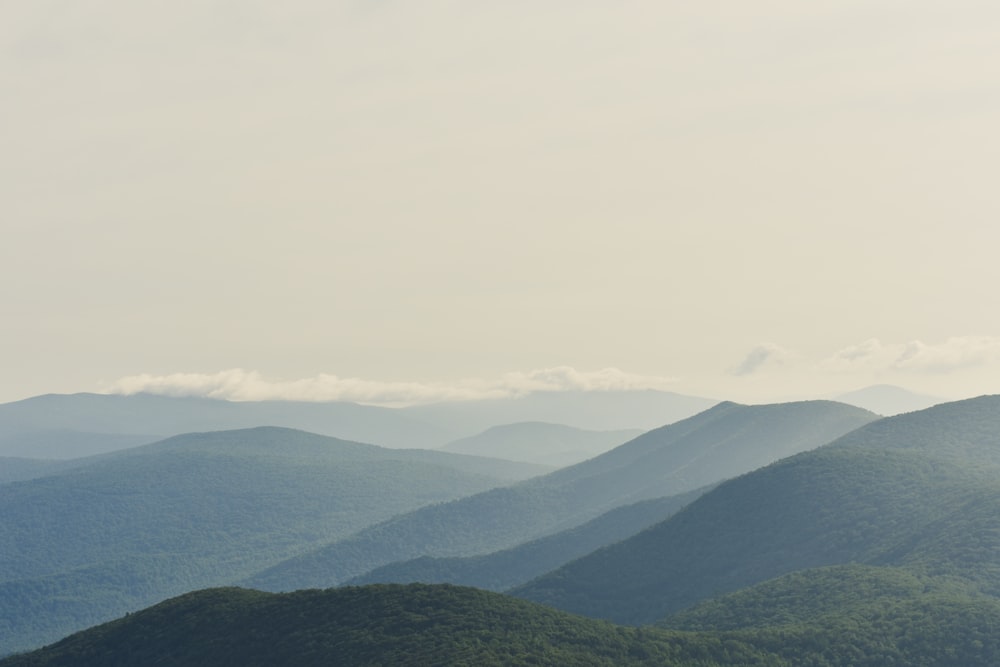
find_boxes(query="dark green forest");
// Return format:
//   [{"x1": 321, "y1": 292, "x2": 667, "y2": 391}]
[{"x1": 6, "y1": 583, "x2": 1000, "y2": 667}]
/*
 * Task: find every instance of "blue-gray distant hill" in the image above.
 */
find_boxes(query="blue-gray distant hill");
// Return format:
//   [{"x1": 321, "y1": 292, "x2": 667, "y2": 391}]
[
  {"x1": 834, "y1": 383, "x2": 944, "y2": 416},
  {"x1": 439, "y1": 421, "x2": 643, "y2": 467},
  {"x1": 0, "y1": 427, "x2": 545, "y2": 654},
  {"x1": 513, "y1": 395, "x2": 1000, "y2": 625},
  {"x1": 246, "y1": 400, "x2": 877, "y2": 592},
  {"x1": 0, "y1": 393, "x2": 452, "y2": 458},
  {"x1": 346, "y1": 488, "x2": 709, "y2": 591},
  {"x1": 403, "y1": 389, "x2": 718, "y2": 434}
]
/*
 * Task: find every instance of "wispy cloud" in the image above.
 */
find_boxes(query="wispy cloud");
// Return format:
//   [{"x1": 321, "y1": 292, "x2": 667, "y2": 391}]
[
  {"x1": 103, "y1": 367, "x2": 680, "y2": 405},
  {"x1": 729, "y1": 343, "x2": 796, "y2": 376},
  {"x1": 819, "y1": 336, "x2": 1000, "y2": 374}
]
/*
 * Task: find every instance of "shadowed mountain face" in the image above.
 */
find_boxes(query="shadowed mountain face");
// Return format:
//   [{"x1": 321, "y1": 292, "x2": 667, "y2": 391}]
[
  {"x1": 513, "y1": 396, "x2": 1000, "y2": 625},
  {"x1": 246, "y1": 400, "x2": 877, "y2": 592},
  {"x1": 0, "y1": 427, "x2": 545, "y2": 654}
]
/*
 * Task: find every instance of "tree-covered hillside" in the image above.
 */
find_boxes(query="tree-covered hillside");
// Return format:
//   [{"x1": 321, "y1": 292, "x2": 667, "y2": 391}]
[
  {"x1": 247, "y1": 401, "x2": 875, "y2": 591},
  {"x1": 347, "y1": 489, "x2": 707, "y2": 591},
  {"x1": 0, "y1": 427, "x2": 543, "y2": 653},
  {"x1": 513, "y1": 396, "x2": 1000, "y2": 624},
  {"x1": 6, "y1": 583, "x2": 1000, "y2": 666}
]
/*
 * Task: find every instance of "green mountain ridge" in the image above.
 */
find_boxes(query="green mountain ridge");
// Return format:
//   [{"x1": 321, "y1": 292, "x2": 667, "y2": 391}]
[
  {"x1": 0, "y1": 427, "x2": 544, "y2": 653},
  {"x1": 7, "y1": 583, "x2": 1000, "y2": 666},
  {"x1": 246, "y1": 400, "x2": 876, "y2": 591},
  {"x1": 346, "y1": 489, "x2": 709, "y2": 591},
  {"x1": 513, "y1": 395, "x2": 1000, "y2": 624}
]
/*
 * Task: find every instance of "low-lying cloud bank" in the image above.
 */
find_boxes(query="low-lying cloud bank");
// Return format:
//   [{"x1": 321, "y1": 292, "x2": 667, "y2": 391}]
[{"x1": 103, "y1": 367, "x2": 681, "y2": 406}]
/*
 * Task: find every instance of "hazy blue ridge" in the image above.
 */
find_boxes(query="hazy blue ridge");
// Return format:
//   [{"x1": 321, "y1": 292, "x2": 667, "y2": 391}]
[
  {"x1": 346, "y1": 488, "x2": 709, "y2": 590},
  {"x1": 0, "y1": 426, "x2": 540, "y2": 653},
  {"x1": 245, "y1": 400, "x2": 876, "y2": 591},
  {"x1": 0, "y1": 393, "x2": 453, "y2": 457},
  {"x1": 439, "y1": 421, "x2": 643, "y2": 467},
  {"x1": 512, "y1": 395, "x2": 1000, "y2": 624}
]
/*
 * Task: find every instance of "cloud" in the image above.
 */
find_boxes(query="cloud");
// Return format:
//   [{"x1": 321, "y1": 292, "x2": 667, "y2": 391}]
[
  {"x1": 103, "y1": 366, "x2": 680, "y2": 406},
  {"x1": 820, "y1": 336, "x2": 1000, "y2": 374},
  {"x1": 891, "y1": 336, "x2": 1000, "y2": 373},
  {"x1": 730, "y1": 343, "x2": 795, "y2": 376}
]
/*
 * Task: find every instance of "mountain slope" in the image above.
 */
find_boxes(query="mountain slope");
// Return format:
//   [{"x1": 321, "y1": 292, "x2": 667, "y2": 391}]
[
  {"x1": 439, "y1": 421, "x2": 642, "y2": 467},
  {"x1": 346, "y1": 489, "x2": 708, "y2": 591},
  {"x1": 247, "y1": 400, "x2": 877, "y2": 591},
  {"x1": 0, "y1": 427, "x2": 543, "y2": 653},
  {"x1": 513, "y1": 395, "x2": 1000, "y2": 624},
  {"x1": 7, "y1": 583, "x2": 1000, "y2": 667}
]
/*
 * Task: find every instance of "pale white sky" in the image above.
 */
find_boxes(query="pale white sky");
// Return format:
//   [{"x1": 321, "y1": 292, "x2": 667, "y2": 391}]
[{"x1": 3, "y1": 1, "x2": 1000, "y2": 405}]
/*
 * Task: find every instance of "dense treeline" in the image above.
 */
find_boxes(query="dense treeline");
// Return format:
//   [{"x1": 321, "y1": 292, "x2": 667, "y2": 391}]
[{"x1": 6, "y1": 583, "x2": 1000, "y2": 666}]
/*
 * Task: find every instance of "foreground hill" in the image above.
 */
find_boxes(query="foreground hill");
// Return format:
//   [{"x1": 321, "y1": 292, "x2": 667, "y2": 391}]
[
  {"x1": 439, "y1": 422, "x2": 642, "y2": 467},
  {"x1": 0, "y1": 393, "x2": 452, "y2": 458},
  {"x1": 0, "y1": 427, "x2": 543, "y2": 653},
  {"x1": 247, "y1": 400, "x2": 876, "y2": 590},
  {"x1": 6, "y1": 583, "x2": 1000, "y2": 666},
  {"x1": 513, "y1": 395, "x2": 1000, "y2": 624}
]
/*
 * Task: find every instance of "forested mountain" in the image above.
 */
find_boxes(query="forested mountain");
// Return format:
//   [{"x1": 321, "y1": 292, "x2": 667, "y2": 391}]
[
  {"x1": 7, "y1": 583, "x2": 1000, "y2": 666},
  {"x1": 0, "y1": 427, "x2": 544, "y2": 653},
  {"x1": 439, "y1": 422, "x2": 642, "y2": 466},
  {"x1": 0, "y1": 393, "x2": 452, "y2": 457},
  {"x1": 0, "y1": 458, "x2": 74, "y2": 485},
  {"x1": 346, "y1": 489, "x2": 708, "y2": 591},
  {"x1": 246, "y1": 400, "x2": 876, "y2": 591},
  {"x1": 513, "y1": 395, "x2": 1000, "y2": 624}
]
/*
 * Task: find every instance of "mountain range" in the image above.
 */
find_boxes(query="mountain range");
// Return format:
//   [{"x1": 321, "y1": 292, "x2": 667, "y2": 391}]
[
  {"x1": 0, "y1": 427, "x2": 544, "y2": 653},
  {"x1": 245, "y1": 400, "x2": 876, "y2": 591},
  {"x1": 6, "y1": 393, "x2": 1000, "y2": 665}
]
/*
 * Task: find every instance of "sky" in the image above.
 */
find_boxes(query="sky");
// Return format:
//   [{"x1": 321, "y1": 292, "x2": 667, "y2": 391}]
[{"x1": 3, "y1": 1, "x2": 1000, "y2": 406}]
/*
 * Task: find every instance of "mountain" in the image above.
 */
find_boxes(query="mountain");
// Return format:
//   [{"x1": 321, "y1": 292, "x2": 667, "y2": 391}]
[
  {"x1": 0, "y1": 393, "x2": 453, "y2": 458},
  {"x1": 6, "y1": 583, "x2": 1000, "y2": 666},
  {"x1": 438, "y1": 421, "x2": 643, "y2": 466},
  {"x1": 346, "y1": 489, "x2": 708, "y2": 591},
  {"x1": 246, "y1": 400, "x2": 877, "y2": 591},
  {"x1": 403, "y1": 389, "x2": 719, "y2": 434},
  {"x1": 834, "y1": 384, "x2": 943, "y2": 416},
  {"x1": 0, "y1": 427, "x2": 545, "y2": 653},
  {"x1": 0, "y1": 458, "x2": 75, "y2": 485},
  {"x1": 512, "y1": 395, "x2": 1000, "y2": 625}
]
